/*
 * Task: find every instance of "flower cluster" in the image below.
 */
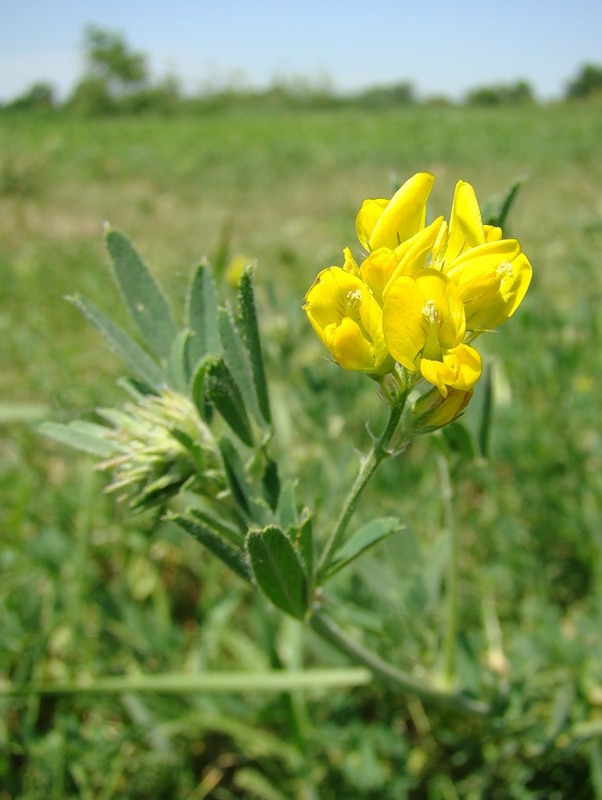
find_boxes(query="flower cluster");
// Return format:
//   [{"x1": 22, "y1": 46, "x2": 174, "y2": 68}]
[{"x1": 304, "y1": 173, "x2": 532, "y2": 426}]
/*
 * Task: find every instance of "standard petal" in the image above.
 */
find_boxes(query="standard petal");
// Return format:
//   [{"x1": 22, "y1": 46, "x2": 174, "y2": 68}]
[
  {"x1": 446, "y1": 180, "x2": 486, "y2": 263},
  {"x1": 367, "y1": 172, "x2": 434, "y2": 251}
]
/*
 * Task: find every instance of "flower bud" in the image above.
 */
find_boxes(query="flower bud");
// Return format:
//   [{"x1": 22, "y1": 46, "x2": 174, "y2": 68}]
[
  {"x1": 97, "y1": 389, "x2": 223, "y2": 510},
  {"x1": 410, "y1": 385, "x2": 474, "y2": 432}
]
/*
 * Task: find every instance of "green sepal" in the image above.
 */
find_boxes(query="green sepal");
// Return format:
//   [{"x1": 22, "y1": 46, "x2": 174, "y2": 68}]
[
  {"x1": 171, "y1": 512, "x2": 251, "y2": 582},
  {"x1": 167, "y1": 329, "x2": 192, "y2": 392},
  {"x1": 39, "y1": 420, "x2": 116, "y2": 458},
  {"x1": 246, "y1": 525, "x2": 309, "y2": 619},
  {"x1": 238, "y1": 267, "x2": 272, "y2": 425},
  {"x1": 106, "y1": 229, "x2": 178, "y2": 362},
  {"x1": 68, "y1": 295, "x2": 166, "y2": 391},
  {"x1": 322, "y1": 517, "x2": 403, "y2": 580},
  {"x1": 185, "y1": 261, "x2": 221, "y2": 370},
  {"x1": 204, "y1": 357, "x2": 254, "y2": 447},
  {"x1": 218, "y1": 306, "x2": 263, "y2": 426}
]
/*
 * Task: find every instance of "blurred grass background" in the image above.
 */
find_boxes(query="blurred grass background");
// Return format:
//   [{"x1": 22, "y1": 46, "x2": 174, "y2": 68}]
[{"x1": 2, "y1": 102, "x2": 602, "y2": 798}]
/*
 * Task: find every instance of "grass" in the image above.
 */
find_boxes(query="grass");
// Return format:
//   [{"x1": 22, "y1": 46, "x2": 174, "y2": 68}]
[{"x1": 2, "y1": 102, "x2": 602, "y2": 798}]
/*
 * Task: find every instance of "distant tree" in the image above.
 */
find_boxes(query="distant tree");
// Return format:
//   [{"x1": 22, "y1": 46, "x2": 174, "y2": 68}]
[
  {"x1": 68, "y1": 25, "x2": 150, "y2": 113},
  {"x1": 354, "y1": 81, "x2": 415, "y2": 108},
  {"x1": 465, "y1": 80, "x2": 535, "y2": 106},
  {"x1": 566, "y1": 64, "x2": 602, "y2": 100},
  {"x1": 7, "y1": 81, "x2": 55, "y2": 111}
]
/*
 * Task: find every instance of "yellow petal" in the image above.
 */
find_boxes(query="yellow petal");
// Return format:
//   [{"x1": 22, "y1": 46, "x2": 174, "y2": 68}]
[
  {"x1": 359, "y1": 247, "x2": 398, "y2": 303},
  {"x1": 342, "y1": 246, "x2": 360, "y2": 276},
  {"x1": 420, "y1": 344, "x2": 482, "y2": 396},
  {"x1": 446, "y1": 180, "x2": 485, "y2": 262},
  {"x1": 363, "y1": 173, "x2": 434, "y2": 251},
  {"x1": 325, "y1": 317, "x2": 378, "y2": 371},
  {"x1": 304, "y1": 267, "x2": 389, "y2": 372},
  {"x1": 414, "y1": 270, "x2": 466, "y2": 351},
  {"x1": 355, "y1": 198, "x2": 388, "y2": 252},
  {"x1": 381, "y1": 276, "x2": 429, "y2": 371},
  {"x1": 387, "y1": 216, "x2": 445, "y2": 284},
  {"x1": 444, "y1": 240, "x2": 531, "y2": 330}
]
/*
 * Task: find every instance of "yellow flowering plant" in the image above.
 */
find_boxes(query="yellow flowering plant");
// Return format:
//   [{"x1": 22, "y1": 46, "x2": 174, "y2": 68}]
[
  {"x1": 40, "y1": 174, "x2": 531, "y2": 723},
  {"x1": 305, "y1": 172, "x2": 532, "y2": 426}
]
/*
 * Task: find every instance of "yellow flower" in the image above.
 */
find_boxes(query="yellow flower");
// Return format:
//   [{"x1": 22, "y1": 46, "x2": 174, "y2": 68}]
[
  {"x1": 356, "y1": 172, "x2": 434, "y2": 252},
  {"x1": 304, "y1": 267, "x2": 391, "y2": 373},
  {"x1": 432, "y1": 180, "x2": 532, "y2": 331},
  {"x1": 382, "y1": 268, "x2": 481, "y2": 394},
  {"x1": 419, "y1": 344, "x2": 482, "y2": 397},
  {"x1": 381, "y1": 269, "x2": 466, "y2": 371},
  {"x1": 304, "y1": 173, "x2": 531, "y2": 400}
]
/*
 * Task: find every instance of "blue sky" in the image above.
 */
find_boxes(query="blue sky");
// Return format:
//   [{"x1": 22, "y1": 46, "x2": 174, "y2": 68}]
[{"x1": 1, "y1": 0, "x2": 601, "y2": 102}]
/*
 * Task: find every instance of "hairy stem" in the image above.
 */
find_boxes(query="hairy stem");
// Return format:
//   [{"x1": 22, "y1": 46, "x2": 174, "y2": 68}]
[{"x1": 317, "y1": 394, "x2": 407, "y2": 580}]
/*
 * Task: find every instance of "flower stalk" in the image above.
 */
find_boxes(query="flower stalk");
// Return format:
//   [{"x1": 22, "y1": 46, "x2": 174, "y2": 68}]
[{"x1": 316, "y1": 390, "x2": 408, "y2": 581}]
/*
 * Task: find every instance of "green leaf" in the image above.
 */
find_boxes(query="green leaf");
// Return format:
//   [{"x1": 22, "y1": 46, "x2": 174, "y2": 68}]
[
  {"x1": 0, "y1": 403, "x2": 48, "y2": 424},
  {"x1": 324, "y1": 517, "x2": 403, "y2": 579},
  {"x1": 106, "y1": 229, "x2": 178, "y2": 362},
  {"x1": 189, "y1": 507, "x2": 244, "y2": 546},
  {"x1": 262, "y1": 457, "x2": 280, "y2": 511},
  {"x1": 185, "y1": 262, "x2": 221, "y2": 369},
  {"x1": 218, "y1": 305, "x2": 262, "y2": 425},
  {"x1": 441, "y1": 421, "x2": 476, "y2": 461},
  {"x1": 218, "y1": 437, "x2": 255, "y2": 519},
  {"x1": 39, "y1": 420, "x2": 116, "y2": 458},
  {"x1": 172, "y1": 513, "x2": 250, "y2": 582},
  {"x1": 190, "y1": 355, "x2": 214, "y2": 423},
  {"x1": 238, "y1": 267, "x2": 272, "y2": 425},
  {"x1": 482, "y1": 178, "x2": 523, "y2": 230},
  {"x1": 477, "y1": 363, "x2": 493, "y2": 458},
  {"x1": 276, "y1": 479, "x2": 299, "y2": 530},
  {"x1": 68, "y1": 295, "x2": 166, "y2": 391},
  {"x1": 204, "y1": 357, "x2": 254, "y2": 447},
  {"x1": 246, "y1": 526, "x2": 308, "y2": 619}
]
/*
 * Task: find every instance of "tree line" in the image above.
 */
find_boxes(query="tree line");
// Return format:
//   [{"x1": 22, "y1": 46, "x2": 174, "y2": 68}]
[{"x1": 5, "y1": 25, "x2": 602, "y2": 114}]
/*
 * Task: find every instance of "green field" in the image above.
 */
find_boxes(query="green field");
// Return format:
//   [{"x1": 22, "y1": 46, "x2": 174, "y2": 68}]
[{"x1": 2, "y1": 103, "x2": 602, "y2": 798}]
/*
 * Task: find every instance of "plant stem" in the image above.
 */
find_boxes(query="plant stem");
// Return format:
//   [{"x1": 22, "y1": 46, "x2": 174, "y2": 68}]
[
  {"x1": 438, "y1": 451, "x2": 458, "y2": 688},
  {"x1": 310, "y1": 610, "x2": 491, "y2": 719},
  {"x1": 317, "y1": 394, "x2": 407, "y2": 580}
]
